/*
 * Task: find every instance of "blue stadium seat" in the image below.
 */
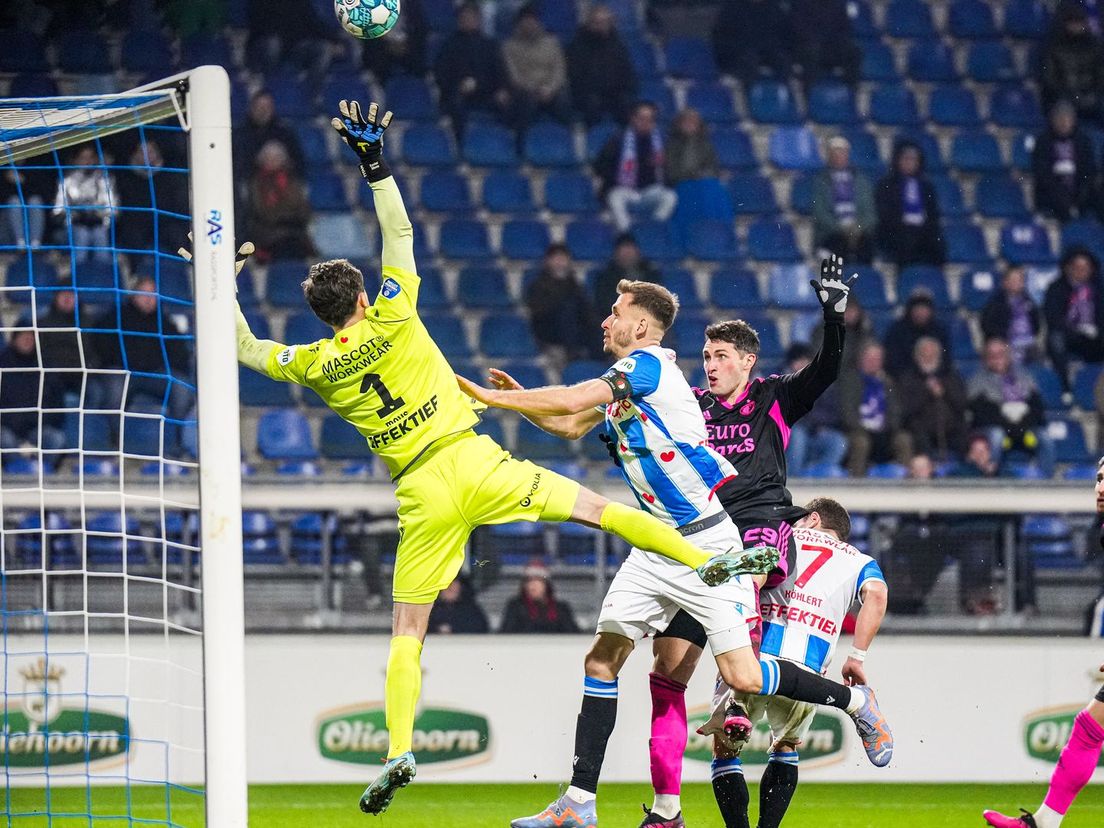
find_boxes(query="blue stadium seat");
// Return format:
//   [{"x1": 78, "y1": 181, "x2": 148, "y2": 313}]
[
  {"x1": 241, "y1": 310, "x2": 271, "y2": 340},
  {"x1": 266, "y1": 260, "x2": 310, "y2": 308},
  {"x1": 422, "y1": 314, "x2": 472, "y2": 357},
  {"x1": 516, "y1": 419, "x2": 572, "y2": 461},
  {"x1": 899, "y1": 266, "x2": 953, "y2": 308},
  {"x1": 898, "y1": 130, "x2": 945, "y2": 172},
  {"x1": 15, "y1": 512, "x2": 78, "y2": 569},
  {"x1": 1005, "y1": 0, "x2": 1049, "y2": 38},
  {"x1": 747, "y1": 81, "x2": 801, "y2": 124},
  {"x1": 907, "y1": 41, "x2": 958, "y2": 82},
  {"x1": 239, "y1": 366, "x2": 293, "y2": 407},
  {"x1": 483, "y1": 172, "x2": 535, "y2": 214},
  {"x1": 497, "y1": 361, "x2": 550, "y2": 389},
  {"x1": 949, "y1": 318, "x2": 977, "y2": 360},
  {"x1": 121, "y1": 29, "x2": 174, "y2": 74},
  {"x1": 475, "y1": 415, "x2": 508, "y2": 449},
  {"x1": 976, "y1": 175, "x2": 1029, "y2": 219},
  {"x1": 308, "y1": 172, "x2": 348, "y2": 211},
  {"x1": 1021, "y1": 515, "x2": 1074, "y2": 563},
  {"x1": 967, "y1": 42, "x2": 1018, "y2": 82},
  {"x1": 930, "y1": 175, "x2": 967, "y2": 218},
  {"x1": 180, "y1": 34, "x2": 232, "y2": 69},
  {"x1": 663, "y1": 269, "x2": 701, "y2": 308},
  {"x1": 1074, "y1": 365, "x2": 1101, "y2": 411},
  {"x1": 257, "y1": 409, "x2": 317, "y2": 460},
  {"x1": 322, "y1": 71, "x2": 371, "y2": 115},
  {"x1": 1065, "y1": 464, "x2": 1098, "y2": 480},
  {"x1": 1000, "y1": 221, "x2": 1054, "y2": 265},
  {"x1": 861, "y1": 42, "x2": 898, "y2": 82},
  {"x1": 744, "y1": 314, "x2": 784, "y2": 357},
  {"x1": 0, "y1": 30, "x2": 49, "y2": 73},
  {"x1": 479, "y1": 314, "x2": 538, "y2": 358},
  {"x1": 747, "y1": 220, "x2": 801, "y2": 262},
  {"x1": 802, "y1": 462, "x2": 848, "y2": 479},
  {"x1": 807, "y1": 82, "x2": 858, "y2": 125},
  {"x1": 586, "y1": 123, "x2": 620, "y2": 162},
  {"x1": 960, "y1": 267, "x2": 999, "y2": 312},
  {"x1": 884, "y1": 0, "x2": 936, "y2": 38},
  {"x1": 848, "y1": 0, "x2": 878, "y2": 37},
  {"x1": 789, "y1": 173, "x2": 815, "y2": 214},
  {"x1": 562, "y1": 360, "x2": 610, "y2": 386},
  {"x1": 284, "y1": 310, "x2": 330, "y2": 345},
  {"x1": 384, "y1": 75, "x2": 436, "y2": 121},
  {"x1": 990, "y1": 86, "x2": 1042, "y2": 129},
  {"x1": 415, "y1": 267, "x2": 449, "y2": 309},
  {"x1": 290, "y1": 512, "x2": 347, "y2": 565},
  {"x1": 565, "y1": 220, "x2": 615, "y2": 260},
  {"x1": 841, "y1": 129, "x2": 884, "y2": 173},
  {"x1": 1033, "y1": 366, "x2": 1066, "y2": 410},
  {"x1": 851, "y1": 266, "x2": 891, "y2": 309},
  {"x1": 56, "y1": 29, "x2": 112, "y2": 74},
  {"x1": 524, "y1": 122, "x2": 577, "y2": 167},
  {"x1": 242, "y1": 511, "x2": 282, "y2": 566},
  {"x1": 664, "y1": 37, "x2": 717, "y2": 80},
  {"x1": 534, "y1": 0, "x2": 578, "y2": 35},
  {"x1": 944, "y1": 222, "x2": 991, "y2": 264},
  {"x1": 769, "y1": 126, "x2": 822, "y2": 170},
  {"x1": 713, "y1": 127, "x2": 757, "y2": 170},
  {"x1": 950, "y1": 132, "x2": 1003, "y2": 173},
  {"x1": 420, "y1": 171, "x2": 472, "y2": 212},
  {"x1": 709, "y1": 268, "x2": 762, "y2": 308},
  {"x1": 868, "y1": 463, "x2": 909, "y2": 479},
  {"x1": 263, "y1": 71, "x2": 314, "y2": 119},
  {"x1": 686, "y1": 220, "x2": 741, "y2": 261},
  {"x1": 634, "y1": 221, "x2": 685, "y2": 262},
  {"x1": 768, "y1": 264, "x2": 818, "y2": 309},
  {"x1": 949, "y1": 0, "x2": 998, "y2": 38},
  {"x1": 1051, "y1": 419, "x2": 1087, "y2": 463},
  {"x1": 501, "y1": 220, "x2": 550, "y2": 260},
  {"x1": 1062, "y1": 219, "x2": 1104, "y2": 263},
  {"x1": 639, "y1": 80, "x2": 677, "y2": 119},
  {"x1": 729, "y1": 174, "x2": 778, "y2": 215},
  {"x1": 869, "y1": 85, "x2": 921, "y2": 126},
  {"x1": 311, "y1": 213, "x2": 374, "y2": 260},
  {"x1": 627, "y1": 38, "x2": 659, "y2": 78},
  {"x1": 929, "y1": 85, "x2": 981, "y2": 127},
  {"x1": 463, "y1": 123, "x2": 517, "y2": 167},
  {"x1": 294, "y1": 124, "x2": 332, "y2": 172},
  {"x1": 686, "y1": 84, "x2": 736, "y2": 123},
  {"x1": 439, "y1": 219, "x2": 493, "y2": 259},
  {"x1": 458, "y1": 267, "x2": 513, "y2": 308},
  {"x1": 669, "y1": 311, "x2": 710, "y2": 353},
  {"x1": 86, "y1": 512, "x2": 142, "y2": 567},
  {"x1": 400, "y1": 125, "x2": 455, "y2": 167},
  {"x1": 545, "y1": 173, "x2": 599, "y2": 214}
]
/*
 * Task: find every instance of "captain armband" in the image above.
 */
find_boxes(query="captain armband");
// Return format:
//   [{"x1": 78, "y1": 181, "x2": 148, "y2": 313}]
[{"x1": 600, "y1": 370, "x2": 634, "y2": 402}]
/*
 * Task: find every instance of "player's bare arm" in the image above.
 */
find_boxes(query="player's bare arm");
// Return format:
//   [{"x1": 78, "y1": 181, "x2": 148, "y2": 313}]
[
  {"x1": 483, "y1": 368, "x2": 606, "y2": 440},
  {"x1": 844, "y1": 580, "x2": 888, "y2": 687},
  {"x1": 457, "y1": 374, "x2": 612, "y2": 433}
]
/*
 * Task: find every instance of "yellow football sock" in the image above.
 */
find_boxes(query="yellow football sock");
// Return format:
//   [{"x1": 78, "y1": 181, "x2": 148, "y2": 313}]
[
  {"x1": 385, "y1": 635, "x2": 423, "y2": 759},
  {"x1": 599, "y1": 502, "x2": 712, "y2": 569}
]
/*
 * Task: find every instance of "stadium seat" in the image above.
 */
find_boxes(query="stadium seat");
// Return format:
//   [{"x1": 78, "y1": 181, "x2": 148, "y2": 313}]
[
  {"x1": 930, "y1": 175, "x2": 968, "y2": 218},
  {"x1": 6, "y1": 254, "x2": 58, "y2": 301},
  {"x1": 265, "y1": 260, "x2": 310, "y2": 308},
  {"x1": 767, "y1": 264, "x2": 818, "y2": 309},
  {"x1": 419, "y1": 171, "x2": 472, "y2": 212},
  {"x1": 422, "y1": 314, "x2": 472, "y2": 358},
  {"x1": 1000, "y1": 221, "x2": 1054, "y2": 265},
  {"x1": 242, "y1": 511, "x2": 282, "y2": 566},
  {"x1": 664, "y1": 37, "x2": 716, "y2": 80},
  {"x1": 416, "y1": 267, "x2": 450, "y2": 309},
  {"x1": 322, "y1": 71, "x2": 371, "y2": 115},
  {"x1": 121, "y1": 28, "x2": 174, "y2": 74},
  {"x1": 479, "y1": 314, "x2": 538, "y2": 358},
  {"x1": 263, "y1": 71, "x2": 314, "y2": 120},
  {"x1": 400, "y1": 125, "x2": 455, "y2": 167},
  {"x1": 1033, "y1": 366, "x2": 1066, "y2": 410},
  {"x1": 439, "y1": 219, "x2": 493, "y2": 259},
  {"x1": 884, "y1": 0, "x2": 936, "y2": 38},
  {"x1": 802, "y1": 462, "x2": 848, "y2": 479},
  {"x1": 239, "y1": 366, "x2": 294, "y2": 407},
  {"x1": 241, "y1": 310, "x2": 271, "y2": 340},
  {"x1": 944, "y1": 222, "x2": 991, "y2": 264},
  {"x1": 307, "y1": 173, "x2": 348, "y2": 211},
  {"x1": 1005, "y1": 0, "x2": 1049, "y2": 38},
  {"x1": 990, "y1": 86, "x2": 1042, "y2": 129},
  {"x1": 869, "y1": 85, "x2": 921, "y2": 126},
  {"x1": 899, "y1": 266, "x2": 953, "y2": 308},
  {"x1": 861, "y1": 41, "x2": 898, "y2": 82},
  {"x1": 516, "y1": 419, "x2": 571, "y2": 461},
  {"x1": 56, "y1": 29, "x2": 112, "y2": 74},
  {"x1": 524, "y1": 122, "x2": 577, "y2": 167},
  {"x1": 746, "y1": 220, "x2": 801, "y2": 262},
  {"x1": 294, "y1": 125, "x2": 332, "y2": 172},
  {"x1": 929, "y1": 86, "x2": 981, "y2": 128},
  {"x1": 0, "y1": 30, "x2": 48, "y2": 73},
  {"x1": 545, "y1": 173, "x2": 599, "y2": 214},
  {"x1": 848, "y1": 0, "x2": 878, "y2": 37},
  {"x1": 744, "y1": 314, "x2": 783, "y2": 358},
  {"x1": 868, "y1": 463, "x2": 909, "y2": 479},
  {"x1": 789, "y1": 173, "x2": 815, "y2": 215},
  {"x1": 311, "y1": 213, "x2": 374, "y2": 260},
  {"x1": 562, "y1": 360, "x2": 609, "y2": 386},
  {"x1": 289, "y1": 512, "x2": 346, "y2": 565},
  {"x1": 709, "y1": 268, "x2": 762, "y2": 308},
  {"x1": 1050, "y1": 419, "x2": 1087, "y2": 464},
  {"x1": 728, "y1": 173, "x2": 778, "y2": 215},
  {"x1": 257, "y1": 410, "x2": 317, "y2": 460},
  {"x1": 898, "y1": 130, "x2": 945, "y2": 172},
  {"x1": 457, "y1": 267, "x2": 513, "y2": 308},
  {"x1": 747, "y1": 81, "x2": 802, "y2": 124},
  {"x1": 840, "y1": 129, "x2": 883, "y2": 173},
  {"x1": 807, "y1": 82, "x2": 858, "y2": 124},
  {"x1": 686, "y1": 220, "x2": 741, "y2": 261},
  {"x1": 950, "y1": 132, "x2": 1003, "y2": 173},
  {"x1": 850, "y1": 266, "x2": 891, "y2": 309},
  {"x1": 639, "y1": 80, "x2": 677, "y2": 119},
  {"x1": 975, "y1": 175, "x2": 1029, "y2": 219},
  {"x1": 586, "y1": 123, "x2": 620, "y2": 162},
  {"x1": 907, "y1": 41, "x2": 958, "y2": 82},
  {"x1": 1005, "y1": 128, "x2": 1032, "y2": 170},
  {"x1": 949, "y1": 0, "x2": 998, "y2": 38},
  {"x1": 967, "y1": 42, "x2": 1018, "y2": 83},
  {"x1": 960, "y1": 267, "x2": 999, "y2": 312},
  {"x1": 669, "y1": 311, "x2": 711, "y2": 353},
  {"x1": 180, "y1": 34, "x2": 232, "y2": 70},
  {"x1": 633, "y1": 221, "x2": 685, "y2": 262},
  {"x1": 86, "y1": 512, "x2": 142, "y2": 567},
  {"x1": 949, "y1": 318, "x2": 977, "y2": 360},
  {"x1": 497, "y1": 361, "x2": 550, "y2": 389},
  {"x1": 1073, "y1": 365, "x2": 1101, "y2": 411},
  {"x1": 565, "y1": 220, "x2": 615, "y2": 260},
  {"x1": 383, "y1": 75, "x2": 436, "y2": 121},
  {"x1": 662, "y1": 269, "x2": 701, "y2": 308},
  {"x1": 1062, "y1": 219, "x2": 1104, "y2": 262},
  {"x1": 687, "y1": 84, "x2": 736, "y2": 123},
  {"x1": 769, "y1": 126, "x2": 822, "y2": 170},
  {"x1": 627, "y1": 38, "x2": 659, "y2": 78},
  {"x1": 501, "y1": 220, "x2": 551, "y2": 260},
  {"x1": 121, "y1": 409, "x2": 164, "y2": 459},
  {"x1": 713, "y1": 127, "x2": 757, "y2": 170},
  {"x1": 483, "y1": 172, "x2": 535, "y2": 214},
  {"x1": 15, "y1": 512, "x2": 78, "y2": 569}
]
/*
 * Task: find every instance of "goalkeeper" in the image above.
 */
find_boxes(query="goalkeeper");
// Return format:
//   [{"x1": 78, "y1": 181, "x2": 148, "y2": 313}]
[{"x1": 229, "y1": 100, "x2": 774, "y2": 817}]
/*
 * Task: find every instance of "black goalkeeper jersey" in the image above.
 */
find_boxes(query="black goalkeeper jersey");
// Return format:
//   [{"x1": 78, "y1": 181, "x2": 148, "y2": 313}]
[{"x1": 696, "y1": 320, "x2": 845, "y2": 522}]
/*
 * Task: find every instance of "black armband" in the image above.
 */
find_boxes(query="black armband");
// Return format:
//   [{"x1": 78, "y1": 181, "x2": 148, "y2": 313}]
[{"x1": 601, "y1": 370, "x2": 634, "y2": 401}]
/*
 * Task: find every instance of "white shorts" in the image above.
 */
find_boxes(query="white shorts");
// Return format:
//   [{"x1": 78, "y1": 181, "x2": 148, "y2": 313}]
[
  {"x1": 595, "y1": 518, "x2": 757, "y2": 656},
  {"x1": 708, "y1": 669, "x2": 816, "y2": 754}
]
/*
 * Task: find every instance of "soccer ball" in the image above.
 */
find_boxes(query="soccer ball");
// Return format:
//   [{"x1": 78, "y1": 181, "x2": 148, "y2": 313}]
[{"x1": 334, "y1": 0, "x2": 400, "y2": 39}]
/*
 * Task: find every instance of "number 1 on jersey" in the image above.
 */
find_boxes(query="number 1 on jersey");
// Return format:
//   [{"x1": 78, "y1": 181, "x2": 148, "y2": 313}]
[
  {"x1": 360, "y1": 372, "x2": 406, "y2": 418},
  {"x1": 794, "y1": 544, "x2": 834, "y2": 589}
]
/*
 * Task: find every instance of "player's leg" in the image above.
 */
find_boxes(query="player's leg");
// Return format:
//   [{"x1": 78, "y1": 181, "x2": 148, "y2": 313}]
[
  {"x1": 699, "y1": 684, "x2": 758, "y2": 828},
  {"x1": 757, "y1": 700, "x2": 816, "y2": 828}
]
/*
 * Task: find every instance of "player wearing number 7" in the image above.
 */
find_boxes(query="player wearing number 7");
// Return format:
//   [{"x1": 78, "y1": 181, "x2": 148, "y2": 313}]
[{"x1": 231, "y1": 100, "x2": 771, "y2": 816}]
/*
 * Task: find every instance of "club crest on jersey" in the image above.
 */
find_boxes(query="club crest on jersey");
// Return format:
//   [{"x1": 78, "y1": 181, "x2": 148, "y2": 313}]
[
  {"x1": 381, "y1": 278, "x2": 402, "y2": 299},
  {"x1": 740, "y1": 400, "x2": 756, "y2": 416},
  {"x1": 277, "y1": 346, "x2": 297, "y2": 366}
]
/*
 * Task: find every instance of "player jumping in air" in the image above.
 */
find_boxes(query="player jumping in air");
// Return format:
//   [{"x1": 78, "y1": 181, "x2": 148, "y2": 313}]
[
  {"x1": 229, "y1": 101, "x2": 765, "y2": 817},
  {"x1": 459, "y1": 279, "x2": 893, "y2": 828},
  {"x1": 697, "y1": 498, "x2": 889, "y2": 828},
  {"x1": 982, "y1": 458, "x2": 1104, "y2": 828},
  {"x1": 642, "y1": 256, "x2": 861, "y2": 827}
]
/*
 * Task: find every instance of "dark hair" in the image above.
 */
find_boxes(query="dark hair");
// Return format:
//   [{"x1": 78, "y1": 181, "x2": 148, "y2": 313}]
[
  {"x1": 544, "y1": 242, "x2": 571, "y2": 258},
  {"x1": 704, "y1": 319, "x2": 760, "y2": 355},
  {"x1": 1060, "y1": 244, "x2": 1100, "y2": 277},
  {"x1": 614, "y1": 232, "x2": 639, "y2": 249},
  {"x1": 301, "y1": 259, "x2": 365, "y2": 327},
  {"x1": 805, "y1": 497, "x2": 851, "y2": 542},
  {"x1": 616, "y1": 279, "x2": 678, "y2": 331}
]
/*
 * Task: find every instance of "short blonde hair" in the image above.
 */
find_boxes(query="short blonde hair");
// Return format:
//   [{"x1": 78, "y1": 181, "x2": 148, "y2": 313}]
[{"x1": 616, "y1": 279, "x2": 679, "y2": 331}]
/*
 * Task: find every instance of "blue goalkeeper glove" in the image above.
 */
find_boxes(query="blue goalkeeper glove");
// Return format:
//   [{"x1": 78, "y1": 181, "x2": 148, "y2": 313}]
[
  {"x1": 809, "y1": 253, "x2": 858, "y2": 323},
  {"x1": 331, "y1": 99, "x2": 393, "y2": 182}
]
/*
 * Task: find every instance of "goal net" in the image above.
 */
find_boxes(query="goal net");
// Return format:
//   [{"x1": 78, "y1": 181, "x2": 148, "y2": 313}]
[{"x1": 0, "y1": 67, "x2": 246, "y2": 826}]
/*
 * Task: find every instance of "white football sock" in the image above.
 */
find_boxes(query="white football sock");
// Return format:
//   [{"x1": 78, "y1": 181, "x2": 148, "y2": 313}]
[
  {"x1": 651, "y1": 794, "x2": 681, "y2": 819},
  {"x1": 566, "y1": 785, "x2": 596, "y2": 804},
  {"x1": 844, "y1": 686, "x2": 864, "y2": 715},
  {"x1": 1033, "y1": 804, "x2": 1063, "y2": 828}
]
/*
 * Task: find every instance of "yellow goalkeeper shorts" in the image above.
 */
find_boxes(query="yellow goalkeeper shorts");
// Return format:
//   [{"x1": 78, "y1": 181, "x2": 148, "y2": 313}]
[{"x1": 391, "y1": 432, "x2": 580, "y2": 604}]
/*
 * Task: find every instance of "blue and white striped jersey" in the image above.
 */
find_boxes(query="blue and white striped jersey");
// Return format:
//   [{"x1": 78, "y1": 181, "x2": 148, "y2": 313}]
[{"x1": 602, "y1": 346, "x2": 738, "y2": 528}]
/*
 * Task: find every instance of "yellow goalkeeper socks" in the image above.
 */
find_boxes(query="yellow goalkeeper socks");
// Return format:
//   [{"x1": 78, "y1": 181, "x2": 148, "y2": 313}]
[
  {"x1": 385, "y1": 635, "x2": 423, "y2": 759},
  {"x1": 599, "y1": 502, "x2": 712, "y2": 569}
]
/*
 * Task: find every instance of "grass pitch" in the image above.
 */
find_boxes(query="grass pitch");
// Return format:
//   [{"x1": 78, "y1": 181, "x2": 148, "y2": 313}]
[{"x1": 6, "y1": 782, "x2": 1104, "y2": 826}]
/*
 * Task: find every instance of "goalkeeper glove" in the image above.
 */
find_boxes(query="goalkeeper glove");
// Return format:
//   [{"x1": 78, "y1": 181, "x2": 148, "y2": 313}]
[
  {"x1": 809, "y1": 253, "x2": 858, "y2": 323},
  {"x1": 177, "y1": 233, "x2": 254, "y2": 276},
  {"x1": 331, "y1": 99, "x2": 393, "y2": 182}
]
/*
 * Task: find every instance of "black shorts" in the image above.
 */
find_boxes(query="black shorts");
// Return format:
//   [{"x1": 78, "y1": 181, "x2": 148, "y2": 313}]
[{"x1": 655, "y1": 517, "x2": 798, "y2": 649}]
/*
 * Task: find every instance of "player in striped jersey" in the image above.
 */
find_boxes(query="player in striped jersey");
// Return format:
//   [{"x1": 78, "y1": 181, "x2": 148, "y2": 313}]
[{"x1": 698, "y1": 497, "x2": 889, "y2": 828}]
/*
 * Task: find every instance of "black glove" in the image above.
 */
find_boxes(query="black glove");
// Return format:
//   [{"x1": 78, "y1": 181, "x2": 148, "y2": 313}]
[
  {"x1": 177, "y1": 232, "x2": 254, "y2": 276},
  {"x1": 598, "y1": 432, "x2": 621, "y2": 468},
  {"x1": 331, "y1": 99, "x2": 393, "y2": 182},
  {"x1": 809, "y1": 253, "x2": 858, "y2": 323}
]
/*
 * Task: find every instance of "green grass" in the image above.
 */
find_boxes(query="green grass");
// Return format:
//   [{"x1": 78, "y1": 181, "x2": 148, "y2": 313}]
[{"x1": 6, "y1": 782, "x2": 1104, "y2": 827}]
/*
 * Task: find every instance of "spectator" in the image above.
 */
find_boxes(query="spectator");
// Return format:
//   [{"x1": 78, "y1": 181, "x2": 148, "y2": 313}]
[
  {"x1": 1044, "y1": 246, "x2": 1104, "y2": 397},
  {"x1": 839, "y1": 341, "x2": 912, "y2": 476},
  {"x1": 591, "y1": 233, "x2": 662, "y2": 309},
  {"x1": 812, "y1": 135, "x2": 876, "y2": 264},
  {"x1": 499, "y1": 561, "x2": 580, "y2": 634},
  {"x1": 434, "y1": 1, "x2": 512, "y2": 140},
  {"x1": 246, "y1": 141, "x2": 317, "y2": 263},
  {"x1": 361, "y1": 0, "x2": 428, "y2": 82},
  {"x1": 53, "y1": 145, "x2": 116, "y2": 264},
  {"x1": 501, "y1": 5, "x2": 571, "y2": 131},
  {"x1": 875, "y1": 140, "x2": 945, "y2": 270},
  {"x1": 566, "y1": 3, "x2": 638, "y2": 125},
  {"x1": 525, "y1": 243, "x2": 596, "y2": 367},
  {"x1": 790, "y1": 0, "x2": 861, "y2": 87},
  {"x1": 1040, "y1": 1, "x2": 1104, "y2": 126},
  {"x1": 38, "y1": 286, "x2": 88, "y2": 401},
  {"x1": 666, "y1": 108, "x2": 721, "y2": 186},
  {"x1": 713, "y1": 0, "x2": 792, "y2": 83},
  {"x1": 1032, "y1": 100, "x2": 1100, "y2": 222},
  {"x1": 0, "y1": 325, "x2": 65, "y2": 453},
  {"x1": 897, "y1": 336, "x2": 969, "y2": 461},
  {"x1": 947, "y1": 432, "x2": 1000, "y2": 478},
  {"x1": 883, "y1": 289, "x2": 950, "y2": 379},
  {"x1": 783, "y1": 343, "x2": 848, "y2": 474},
  {"x1": 232, "y1": 90, "x2": 304, "y2": 182},
  {"x1": 115, "y1": 139, "x2": 190, "y2": 256},
  {"x1": 594, "y1": 101, "x2": 678, "y2": 232},
  {"x1": 980, "y1": 265, "x2": 1043, "y2": 365},
  {"x1": 427, "y1": 576, "x2": 490, "y2": 634},
  {"x1": 967, "y1": 337, "x2": 1055, "y2": 475},
  {"x1": 0, "y1": 162, "x2": 54, "y2": 249}
]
